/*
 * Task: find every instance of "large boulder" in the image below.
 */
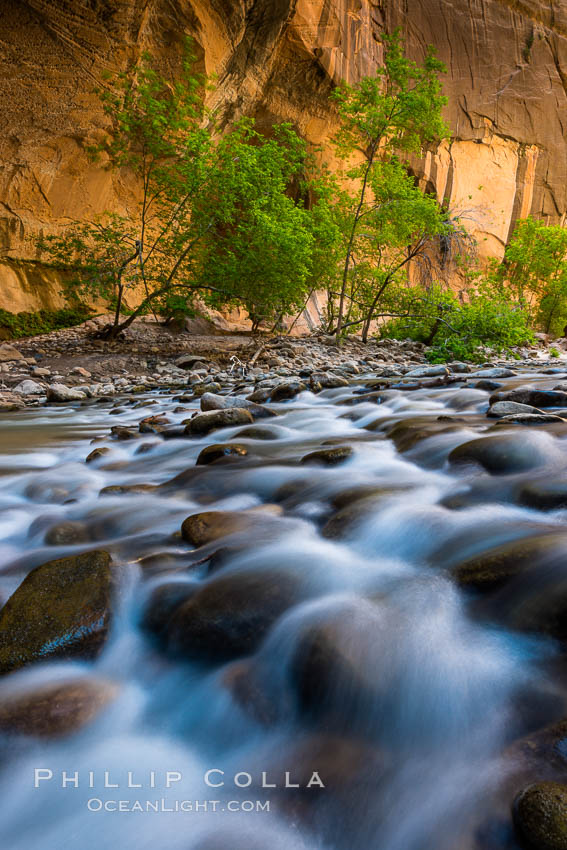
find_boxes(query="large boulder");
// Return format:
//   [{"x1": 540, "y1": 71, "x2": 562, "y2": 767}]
[
  {"x1": 185, "y1": 408, "x2": 253, "y2": 436},
  {"x1": 270, "y1": 380, "x2": 306, "y2": 402},
  {"x1": 0, "y1": 550, "x2": 113, "y2": 674},
  {"x1": 200, "y1": 392, "x2": 275, "y2": 419},
  {"x1": 13, "y1": 380, "x2": 44, "y2": 396},
  {"x1": 46, "y1": 384, "x2": 86, "y2": 402},
  {"x1": 0, "y1": 345, "x2": 24, "y2": 362},
  {"x1": 448, "y1": 433, "x2": 554, "y2": 474},
  {"x1": 487, "y1": 401, "x2": 543, "y2": 418},
  {"x1": 513, "y1": 782, "x2": 567, "y2": 850},
  {"x1": 490, "y1": 389, "x2": 567, "y2": 408},
  {"x1": 300, "y1": 446, "x2": 353, "y2": 466},
  {"x1": 165, "y1": 569, "x2": 305, "y2": 663},
  {"x1": 196, "y1": 444, "x2": 248, "y2": 465},
  {"x1": 0, "y1": 677, "x2": 119, "y2": 738}
]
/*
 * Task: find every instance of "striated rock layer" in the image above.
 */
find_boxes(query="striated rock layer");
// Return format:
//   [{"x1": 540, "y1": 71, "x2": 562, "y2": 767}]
[{"x1": 1, "y1": 0, "x2": 566, "y2": 311}]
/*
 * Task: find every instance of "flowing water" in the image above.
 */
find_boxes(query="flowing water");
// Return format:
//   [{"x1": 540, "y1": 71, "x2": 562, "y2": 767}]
[{"x1": 0, "y1": 370, "x2": 566, "y2": 850}]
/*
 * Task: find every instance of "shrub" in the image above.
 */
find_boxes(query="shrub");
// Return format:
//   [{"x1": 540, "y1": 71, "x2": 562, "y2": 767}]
[
  {"x1": 379, "y1": 282, "x2": 533, "y2": 362},
  {"x1": 0, "y1": 307, "x2": 93, "y2": 339}
]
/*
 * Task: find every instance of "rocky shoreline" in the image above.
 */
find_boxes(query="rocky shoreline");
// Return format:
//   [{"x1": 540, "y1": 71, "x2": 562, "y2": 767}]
[{"x1": 1, "y1": 316, "x2": 566, "y2": 412}]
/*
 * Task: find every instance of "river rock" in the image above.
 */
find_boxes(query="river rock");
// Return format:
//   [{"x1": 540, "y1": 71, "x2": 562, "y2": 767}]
[
  {"x1": 300, "y1": 446, "x2": 353, "y2": 466},
  {"x1": 450, "y1": 532, "x2": 567, "y2": 592},
  {"x1": 490, "y1": 389, "x2": 567, "y2": 408},
  {"x1": 138, "y1": 415, "x2": 170, "y2": 434},
  {"x1": 166, "y1": 568, "x2": 304, "y2": 663},
  {"x1": 196, "y1": 444, "x2": 248, "y2": 465},
  {"x1": 246, "y1": 388, "x2": 272, "y2": 404},
  {"x1": 513, "y1": 782, "x2": 567, "y2": 850},
  {"x1": 185, "y1": 408, "x2": 253, "y2": 436},
  {"x1": 234, "y1": 425, "x2": 280, "y2": 440},
  {"x1": 0, "y1": 550, "x2": 113, "y2": 674},
  {"x1": 0, "y1": 677, "x2": 119, "y2": 738},
  {"x1": 13, "y1": 379, "x2": 44, "y2": 396},
  {"x1": 519, "y1": 480, "x2": 567, "y2": 511},
  {"x1": 46, "y1": 384, "x2": 86, "y2": 402},
  {"x1": 470, "y1": 367, "x2": 517, "y2": 378},
  {"x1": 181, "y1": 510, "x2": 258, "y2": 546},
  {"x1": 110, "y1": 425, "x2": 139, "y2": 440},
  {"x1": 44, "y1": 521, "x2": 90, "y2": 546},
  {"x1": 448, "y1": 433, "x2": 553, "y2": 474},
  {"x1": 488, "y1": 401, "x2": 543, "y2": 418},
  {"x1": 309, "y1": 372, "x2": 349, "y2": 390},
  {"x1": 494, "y1": 413, "x2": 566, "y2": 424},
  {"x1": 404, "y1": 364, "x2": 449, "y2": 378},
  {"x1": 200, "y1": 392, "x2": 275, "y2": 419},
  {"x1": 270, "y1": 380, "x2": 306, "y2": 402},
  {"x1": 0, "y1": 345, "x2": 24, "y2": 362},
  {"x1": 85, "y1": 447, "x2": 111, "y2": 463},
  {"x1": 141, "y1": 581, "x2": 198, "y2": 641}
]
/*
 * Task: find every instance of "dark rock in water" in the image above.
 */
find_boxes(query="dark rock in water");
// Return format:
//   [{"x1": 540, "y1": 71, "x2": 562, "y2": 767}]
[
  {"x1": 330, "y1": 484, "x2": 403, "y2": 510},
  {"x1": 300, "y1": 446, "x2": 353, "y2": 466},
  {"x1": 110, "y1": 426, "x2": 139, "y2": 441},
  {"x1": 270, "y1": 381, "x2": 306, "y2": 402},
  {"x1": 494, "y1": 413, "x2": 566, "y2": 425},
  {"x1": 513, "y1": 782, "x2": 567, "y2": 850},
  {"x1": 520, "y1": 480, "x2": 567, "y2": 511},
  {"x1": 141, "y1": 581, "x2": 198, "y2": 641},
  {"x1": 234, "y1": 425, "x2": 280, "y2": 440},
  {"x1": 490, "y1": 389, "x2": 567, "y2": 408},
  {"x1": 221, "y1": 659, "x2": 278, "y2": 725},
  {"x1": 450, "y1": 533, "x2": 567, "y2": 592},
  {"x1": 449, "y1": 433, "x2": 553, "y2": 474},
  {"x1": 196, "y1": 444, "x2": 248, "y2": 465},
  {"x1": 185, "y1": 408, "x2": 254, "y2": 436},
  {"x1": 309, "y1": 372, "x2": 349, "y2": 390},
  {"x1": 246, "y1": 388, "x2": 271, "y2": 404},
  {"x1": 0, "y1": 550, "x2": 113, "y2": 674},
  {"x1": 322, "y1": 492, "x2": 399, "y2": 539},
  {"x1": 166, "y1": 569, "x2": 304, "y2": 663},
  {"x1": 488, "y1": 401, "x2": 543, "y2": 418},
  {"x1": 99, "y1": 483, "x2": 156, "y2": 496},
  {"x1": 138, "y1": 415, "x2": 170, "y2": 434},
  {"x1": 85, "y1": 447, "x2": 111, "y2": 464},
  {"x1": 181, "y1": 508, "x2": 280, "y2": 547},
  {"x1": 0, "y1": 677, "x2": 119, "y2": 738},
  {"x1": 473, "y1": 379, "x2": 503, "y2": 391},
  {"x1": 200, "y1": 392, "x2": 275, "y2": 419},
  {"x1": 44, "y1": 521, "x2": 90, "y2": 546}
]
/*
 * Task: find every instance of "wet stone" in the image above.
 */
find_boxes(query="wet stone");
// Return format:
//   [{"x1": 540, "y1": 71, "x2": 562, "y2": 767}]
[
  {"x1": 185, "y1": 408, "x2": 254, "y2": 436},
  {"x1": 44, "y1": 521, "x2": 90, "y2": 546},
  {"x1": 85, "y1": 447, "x2": 111, "y2": 464},
  {"x1": 300, "y1": 446, "x2": 353, "y2": 466},
  {"x1": 490, "y1": 389, "x2": 567, "y2": 408},
  {"x1": 448, "y1": 433, "x2": 553, "y2": 474},
  {"x1": 513, "y1": 782, "x2": 567, "y2": 850},
  {"x1": 0, "y1": 550, "x2": 113, "y2": 674},
  {"x1": 270, "y1": 381, "x2": 306, "y2": 402},
  {"x1": 200, "y1": 392, "x2": 275, "y2": 419},
  {"x1": 0, "y1": 677, "x2": 119, "y2": 738},
  {"x1": 165, "y1": 569, "x2": 305, "y2": 663},
  {"x1": 196, "y1": 444, "x2": 249, "y2": 465}
]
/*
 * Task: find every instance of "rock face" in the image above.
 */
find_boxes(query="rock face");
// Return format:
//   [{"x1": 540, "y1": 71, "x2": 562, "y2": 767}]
[{"x1": 2, "y1": 0, "x2": 567, "y2": 310}]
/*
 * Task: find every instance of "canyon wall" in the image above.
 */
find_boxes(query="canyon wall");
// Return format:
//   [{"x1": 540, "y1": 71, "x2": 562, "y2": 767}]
[{"x1": 1, "y1": 0, "x2": 566, "y2": 312}]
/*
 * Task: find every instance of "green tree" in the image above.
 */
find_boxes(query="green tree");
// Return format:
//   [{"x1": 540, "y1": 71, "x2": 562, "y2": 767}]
[
  {"x1": 501, "y1": 217, "x2": 567, "y2": 335},
  {"x1": 38, "y1": 45, "x2": 336, "y2": 338},
  {"x1": 329, "y1": 30, "x2": 450, "y2": 340}
]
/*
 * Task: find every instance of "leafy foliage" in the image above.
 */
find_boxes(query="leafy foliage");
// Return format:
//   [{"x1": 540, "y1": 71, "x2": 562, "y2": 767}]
[
  {"x1": 380, "y1": 281, "x2": 533, "y2": 362},
  {"x1": 37, "y1": 43, "x2": 336, "y2": 338},
  {"x1": 500, "y1": 218, "x2": 567, "y2": 336},
  {"x1": 0, "y1": 307, "x2": 92, "y2": 339},
  {"x1": 329, "y1": 30, "x2": 450, "y2": 340}
]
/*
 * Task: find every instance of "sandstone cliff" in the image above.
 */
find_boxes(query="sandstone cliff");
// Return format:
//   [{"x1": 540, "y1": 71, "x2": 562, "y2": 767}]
[{"x1": 1, "y1": 0, "x2": 566, "y2": 311}]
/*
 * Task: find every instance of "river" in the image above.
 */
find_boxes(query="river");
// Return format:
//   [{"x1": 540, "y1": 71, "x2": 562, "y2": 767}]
[{"x1": 0, "y1": 368, "x2": 566, "y2": 850}]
